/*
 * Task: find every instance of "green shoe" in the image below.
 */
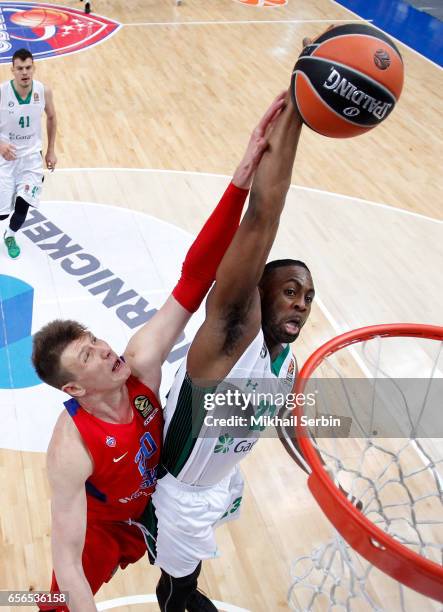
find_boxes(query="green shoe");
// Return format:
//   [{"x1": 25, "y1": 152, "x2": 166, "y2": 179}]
[{"x1": 3, "y1": 232, "x2": 20, "y2": 258}]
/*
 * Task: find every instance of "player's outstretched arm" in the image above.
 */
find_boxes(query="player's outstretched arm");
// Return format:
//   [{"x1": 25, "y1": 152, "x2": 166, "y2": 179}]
[
  {"x1": 187, "y1": 92, "x2": 303, "y2": 381},
  {"x1": 124, "y1": 98, "x2": 285, "y2": 393},
  {"x1": 47, "y1": 417, "x2": 97, "y2": 612}
]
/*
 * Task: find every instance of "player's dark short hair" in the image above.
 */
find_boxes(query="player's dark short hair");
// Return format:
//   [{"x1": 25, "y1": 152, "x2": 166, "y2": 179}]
[
  {"x1": 260, "y1": 259, "x2": 311, "y2": 285},
  {"x1": 32, "y1": 320, "x2": 88, "y2": 389},
  {"x1": 12, "y1": 48, "x2": 34, "y2": 64}
]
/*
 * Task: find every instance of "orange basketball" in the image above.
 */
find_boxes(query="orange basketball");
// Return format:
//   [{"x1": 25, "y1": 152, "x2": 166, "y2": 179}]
[
  {"x1": 10, "y1": 8, "x2": 69, "y2": 28},
  {"x1": 291, "y1": 24, "x2": 404, "y2": 138}
]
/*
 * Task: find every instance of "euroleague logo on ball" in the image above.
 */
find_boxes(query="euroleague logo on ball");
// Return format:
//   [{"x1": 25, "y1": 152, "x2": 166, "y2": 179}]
[
  {"x1": 0, "y1": 2, "x2": 120, "y2": 63},
  {"x1": 374, "y1": 49, "x2": 391, "y2": 70}
]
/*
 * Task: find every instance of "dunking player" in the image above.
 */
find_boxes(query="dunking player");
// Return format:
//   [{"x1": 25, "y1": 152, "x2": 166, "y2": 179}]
[
  {"x1": 136, "y1": 91, "x2": 315, "y2": 610},
  {"x1": 31, "y1": 94, "x2": 285, "y2": 612},
  {"x1": 0, "y1": 48, "x2": 57, "y2": 259}
]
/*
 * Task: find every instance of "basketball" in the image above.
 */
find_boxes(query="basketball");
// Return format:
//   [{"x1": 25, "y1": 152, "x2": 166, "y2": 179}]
[
  {"x1": 291, "y1": 24, "x2": 404, "y2": 138},
  {"x1": 10, "y1": 8, "x2": 69, "y2": 28}
]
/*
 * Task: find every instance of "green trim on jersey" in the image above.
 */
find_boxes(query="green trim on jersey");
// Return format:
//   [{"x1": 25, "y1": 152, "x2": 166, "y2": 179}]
[
  {"x1": 139, "y1": 500, "x2": 158, "y2": 563},
  {"x1": 161, "y1": 374, "x2": 215, "y2": 478},
  {"x1": 10, "y1": 80, "x2": 33, "y2": 105},
  {"x1": 271, "y1": 344, "x2": 290, "y2": 377}
]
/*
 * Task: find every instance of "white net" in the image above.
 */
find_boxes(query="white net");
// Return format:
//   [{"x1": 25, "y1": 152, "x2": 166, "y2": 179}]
[{"x1": 288, "y1": 332, "x2": 443, "y2": 611}]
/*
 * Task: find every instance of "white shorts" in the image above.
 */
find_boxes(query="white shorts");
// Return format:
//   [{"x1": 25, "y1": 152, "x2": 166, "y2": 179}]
[
  {"x1": 138, "y1": 467, "x2": 244, "y2": 578},
  {"x1": 0, "y1": 152, "x2": 44, "y2": 214}
]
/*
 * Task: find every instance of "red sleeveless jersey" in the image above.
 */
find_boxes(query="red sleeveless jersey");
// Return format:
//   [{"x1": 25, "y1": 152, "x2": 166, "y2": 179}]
[{"x1": 64, "y1": 375, "x2": 163, "y2": 522}]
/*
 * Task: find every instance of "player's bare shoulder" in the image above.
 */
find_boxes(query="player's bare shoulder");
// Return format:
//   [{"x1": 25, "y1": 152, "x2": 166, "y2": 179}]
[
  {"x1": 43, "y1": 84, "x2": 56, "y2": 114},
  {"x1": 47, "y1": 410, "x2": 92, "y2": 484},
  {"x1": 43, "y1": 83, "x2": 53, "y2": 98}
]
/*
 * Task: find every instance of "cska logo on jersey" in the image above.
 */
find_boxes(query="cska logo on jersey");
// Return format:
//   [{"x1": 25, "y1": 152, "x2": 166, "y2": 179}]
[
  {"x1": 0, "y1": 2, "x2": 120, "y2": 64},
  {"x1": 134, "y1": 395, "x2": 154, "y2": 419}
]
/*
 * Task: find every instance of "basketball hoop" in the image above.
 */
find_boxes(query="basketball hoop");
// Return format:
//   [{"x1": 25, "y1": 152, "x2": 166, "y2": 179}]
[{"x1": 291, "y1": 324, "x2": 443, "y2": 608}]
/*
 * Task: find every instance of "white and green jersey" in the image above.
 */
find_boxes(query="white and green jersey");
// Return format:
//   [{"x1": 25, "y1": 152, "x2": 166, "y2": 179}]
[
  {"x1": 161, "y1": 330, "x2": 296, "y2": 487},
  {"x1": 0, "y1": 80, "x2": 45, "y2": 160}
]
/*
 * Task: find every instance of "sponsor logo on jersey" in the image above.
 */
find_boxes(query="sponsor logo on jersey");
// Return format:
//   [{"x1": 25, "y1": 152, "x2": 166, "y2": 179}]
[
  {"x1": 260, "y1": 344, "x2": 268, "y2": 358},
  {"x1": 143, "y1": 407, "x2": 159, "y2": 427},
  {"x1": 214, "y1": 435, "x2": 258, "y2": 455},
  {"x1": 10, "y1": 133, "x2": 33, "y2": 141},
  {"x1": 323, "y1": 67, "x2": 393, "y2": 121},
  {"x1": 234, "y1": 439, "x2": 257, "y2": 453},
  {"x1": 0, "y1": 2, "x2": 120, "y2": 64},
  {"x1": 214, "y1": 434, "x2": 234, "y2": 453},
  {"x1": 134, "y1": 394, "x2": 155, "y2": 418},
  {"x1": 8, "y1": 100, "x2": 13, "y2": 107},
  {"x1": 33, "y1": 92, "x2": 39, "y2": 102},
  {"x1": 118, "y1": 489, "x2": 149, "y2": 504},
  {"x1": 106, "y1": 435, "x2": 116, "y2": 447},
  {"x1": 113, "y1": 451, "x2": 128, "y2": 462}
]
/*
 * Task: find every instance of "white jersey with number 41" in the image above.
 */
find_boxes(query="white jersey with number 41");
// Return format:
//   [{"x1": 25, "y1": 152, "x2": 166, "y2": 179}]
[{"x1": 0, "y1": 79, "x2": 45, "y2": 159}]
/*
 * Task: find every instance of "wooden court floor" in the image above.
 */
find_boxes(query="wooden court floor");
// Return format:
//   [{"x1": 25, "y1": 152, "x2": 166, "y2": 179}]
[{"x1": 0, "y1": 1, "x2": 442, "y2": 611}]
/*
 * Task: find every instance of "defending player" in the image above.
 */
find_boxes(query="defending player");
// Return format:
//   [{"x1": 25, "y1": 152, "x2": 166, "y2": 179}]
[
  {"x1": 32, "y1": 93, "x2": 286, "y2": 612},
  {"x1": 0, "y1": 48, "x2": 57, "y2": 258}
]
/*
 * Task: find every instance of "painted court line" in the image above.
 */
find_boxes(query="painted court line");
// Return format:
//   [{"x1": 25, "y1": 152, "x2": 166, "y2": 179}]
[
  {"x1": 49, "y1": 168, "x2": 441, "y2": 224},
  {"x1": 122, "y1": 18, "x2": 371, "y2": 26},
  {"x1": 296, "y1": 185, "x2": 442, "y2": 224},
  {"x1": 96, "y1": 594, "x2": 249, "y2": 611}
]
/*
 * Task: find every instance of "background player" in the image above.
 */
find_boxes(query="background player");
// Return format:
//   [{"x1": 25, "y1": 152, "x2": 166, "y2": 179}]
[
  {"x1": 31, "y1": 93, "x2": 286, "y2": 612},
  {"x1": 140, "y1": 90, "x2": 312, "y2": 611},
  {"x1": 0, "y1": 48, "x2": 57, "y2": 259}
]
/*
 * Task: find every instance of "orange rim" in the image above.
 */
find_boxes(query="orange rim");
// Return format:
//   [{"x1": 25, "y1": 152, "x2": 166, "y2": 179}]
[{"x1": 294, "y1": 323, "x2": 443, "y2": 602}]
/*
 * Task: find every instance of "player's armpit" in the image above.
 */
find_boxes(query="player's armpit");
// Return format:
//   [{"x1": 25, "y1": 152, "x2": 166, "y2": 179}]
[{"x1": 187, "y1": 286, "x2": 262, "y2": 381}]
